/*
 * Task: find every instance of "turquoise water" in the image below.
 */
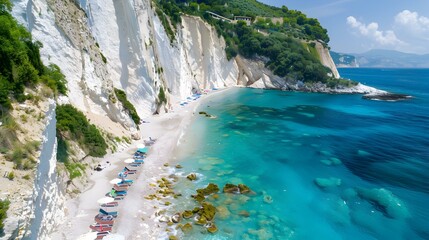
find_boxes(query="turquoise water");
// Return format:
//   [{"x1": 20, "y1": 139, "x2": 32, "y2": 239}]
[{"x1": 170, "y1": 68, "x2": 429, "y2": 239}]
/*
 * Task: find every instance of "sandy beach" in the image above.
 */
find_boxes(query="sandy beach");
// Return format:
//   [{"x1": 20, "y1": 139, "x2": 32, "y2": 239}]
[{"x1": 50, "y1": 88, "x2": 231, "y2": 239}]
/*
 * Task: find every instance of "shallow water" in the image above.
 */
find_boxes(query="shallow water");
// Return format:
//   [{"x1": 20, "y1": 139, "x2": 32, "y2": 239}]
[{"x1": 168, "y1": 68, "x2": 429, "y2": 240}]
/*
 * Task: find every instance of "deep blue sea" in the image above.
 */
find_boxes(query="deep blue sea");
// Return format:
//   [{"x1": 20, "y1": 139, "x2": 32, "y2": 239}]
[{"x1": 169, "y1": 68, "x2": 429, "y2": 240}]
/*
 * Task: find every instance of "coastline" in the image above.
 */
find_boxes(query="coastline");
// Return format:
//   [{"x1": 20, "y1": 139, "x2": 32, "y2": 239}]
[{"x1": 49, "y1": 87, "x2": 232, "y2": 239}]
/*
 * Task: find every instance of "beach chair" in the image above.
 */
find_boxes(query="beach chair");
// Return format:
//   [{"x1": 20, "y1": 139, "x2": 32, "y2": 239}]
[
  {"x1": 100, "y1": 202, "x2": 118, "y2": 208},
  {"x1": 113, "y1": 184, "x2": 128, "y2": 192},
  {"x1": 96, "y1": 231, "x2": 110, "y2": 239},
  {"x1": 122, "y1": 167, "x2": 137, "y2": 174},
  {"x1": 114, "y1": 190, "x2": 127, "y2": 197},
  {"x1": 89, "y1": 223, "x2": 113, "y2": 232},
  {"x1": 99, "y1": 208, "x2": 118, "y2": 218},
  {"x1": 94, "y1": 214, "x2": 114, "y2": 225},
  {"x1": 120, "y1": 179, "x2": 133, "y2": 185}
]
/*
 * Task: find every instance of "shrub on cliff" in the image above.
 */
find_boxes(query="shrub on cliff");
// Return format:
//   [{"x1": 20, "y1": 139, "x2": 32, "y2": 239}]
[
  {"x1": 0, "y1": 0, "x2": 68, "y2": 111},
  {"x1": 0, "y1": 199, "x2": 10, "y2": 233},
  {"x1": 56, "y1": 104, "x2": 107, "y2": 158},
  {"x1": 114, "y1": 88, "x2": 140, "y2": 126}
]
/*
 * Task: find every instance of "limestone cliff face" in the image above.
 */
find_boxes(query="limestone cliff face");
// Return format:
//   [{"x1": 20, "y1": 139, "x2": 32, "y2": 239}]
[
  {"x1": 314, "y1": 41, "x2": 340, "y2": 79},
  {"x1": 11, "y1": 0, "x2": 242, "y2": 136},
  {"x1": 11, "y1": 0, "x2": 340, "y2": 137}
]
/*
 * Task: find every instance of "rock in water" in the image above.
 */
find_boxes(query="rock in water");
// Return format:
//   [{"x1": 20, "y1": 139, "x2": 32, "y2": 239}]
[
  {"x1": 187, "y1": 173, "x2": 197, "y2": 181},
  {"x1": 171, "y1": 213, "x2": 182, "y2": 223},
  {"x1": 197, "y1": 183, "x2": 220, "y2": 196},
  {"x1": 182, "y1": 210, "x2": 194, "y2": 219},
  {"x1": 207, "y1": 223, "x2": 218, "y2": 233},
  {"x1": 181, "y1": 222, "x2": 193, "y2": 233},
  {"x1": 192, "y1": 193, "x2": 205, "y2": 203},
  {"x1": 357, "y1": 188, "x2": 410, "y2": 219},
  {"x1": 198, "y1": 202, "x2": 216, "y2": 221},
  {"x1": 223, "y1": 183, "x2": 240, "y2": 193},
  {"x1": 314, "y1": 177, "x2": 342, "y2": 188},
  {"x1": 216, "y1": 206, "x2": 231, "y2": 219},
  {"x1": 238, "y1": 210, "x2": 250, "y2": 218},
  {"x1": 238, "y1": 184, "x2": 252, "y2": 194},
  {"x1": 363, "y1": 93, "x2": 411, "y2": 101}
]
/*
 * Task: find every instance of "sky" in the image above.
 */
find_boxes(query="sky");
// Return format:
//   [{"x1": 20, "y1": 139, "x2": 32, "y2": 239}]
[{"x1": 259, "y1": 0, "x2": 429, "y2": 54}]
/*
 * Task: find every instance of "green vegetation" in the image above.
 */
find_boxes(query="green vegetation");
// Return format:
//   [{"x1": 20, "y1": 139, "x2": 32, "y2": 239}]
[
  {"x1": 114, "y1": 88, "x2": 140, "y2": 125},
  {"x1": 56, "y1": 104, "x2": 107, "y2": 158},
  {"x1": 326, "y1": 78, "x2": 358, "y2": 88},
  {"x1": 0, "y1": 0, "x2": 67, "y2": 112},
  {"x1": 158, "y1": 87, "x2": 167, "y2": 105},
  {"x1": 7, "y1": 171, "x2": 14, "y2": 180},
  {"x1": 56, "y1": 104, "x2": 107, "y2": 179},
  {"x1": 40, "y1": 64, "x2": 67, "y2": 95},
  {"x1": 65, "y1": 162, "x2": 85, "y2": 179},
  {"x1": 154, "y1": 0, "x2": 334, "y2": 83},
  {"x1": 5, "y1": 140, "x2": 39, "y2": 170},
  {"x1": 0, "y1": 199, "x2": 10, "y2": 233}
]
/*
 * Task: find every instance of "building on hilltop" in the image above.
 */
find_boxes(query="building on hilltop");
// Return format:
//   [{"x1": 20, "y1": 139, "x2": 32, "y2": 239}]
[{"x1": 233, "y1": 16, "x2": 252, "y2": 25}]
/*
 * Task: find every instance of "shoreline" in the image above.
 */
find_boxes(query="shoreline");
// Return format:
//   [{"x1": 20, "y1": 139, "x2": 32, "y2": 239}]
[
  {"x1": 50, "y1": 87, "x2": 232, "y2": 239},
  {"x1": 49, "y1": 83, "x2": 391, "y2": 239}
]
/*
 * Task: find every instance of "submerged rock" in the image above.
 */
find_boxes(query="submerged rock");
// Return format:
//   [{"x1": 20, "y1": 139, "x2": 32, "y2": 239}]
[
  {"x1": 181, "y1": 222, "x2": 193, "y2": 233},
  {"x1": 263, "y1": 195, "x2": 273, "y2": 204},
  {"x1": 357, "y1": 188, "x2": 410, "y2": 219},
  {"x1": 216, "y1": 205, "x2": 231, "y2": 219},
  {"x1": 239, "y1": 210, "x2": 251, "y2": 218},
  {"x1": 314, "y1": 177, "x2": 342, "y2": 188},
  {"x1": 187, "y1": 173, "x2": 197, "y2": 181},
  {"x1": 175, "y1": 164, "x2": 183, "y2": 169}
]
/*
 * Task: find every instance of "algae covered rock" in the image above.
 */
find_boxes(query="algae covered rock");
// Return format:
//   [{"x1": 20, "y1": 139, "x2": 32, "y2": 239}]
[
  {"x1": 314, "y1": 177, "x2": 342, "y2": 188},
  {"x1": 182, "y1": 210, "x2": 194, "y2": 219},
  {"x1": 357, "y1": 188, "x2": 410, "y2": 219},
  {"x1": 192, "y1": 193, "x2": 205, "y2": 202},
  {"x1": 238, "y1": 184, "x2": 252, "y2": 194},
  {"x1": 207, "y1": 223, "x2": 218, "y2": 233},
  {"x1": 181, "y1": 222, "x2": 193, "y2": 233},
  {"x1": 197, "y1": 183, "x2": 220, "y2": 196},
  {"x1": 198, "y1": 202, "x2": 216, "y2": 221},
  {"x1": 223, "y1": 183, "x2": 240, "y2": 193},
  {"x1": 187, "y1": 173, "x2": 197, "y2": 181},
  {"x1": 175, "y1": 164, "x2": 183, "y2": 169}
]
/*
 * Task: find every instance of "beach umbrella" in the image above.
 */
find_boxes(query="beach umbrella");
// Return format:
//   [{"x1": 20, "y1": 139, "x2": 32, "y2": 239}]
[
  {"x1": 109, "y1": 178, "x2": 122, "y2": 184},
  {"x1": 124, "y1": 158, "x2": 135, "y2": 164},
  {"x1": 103, "y1": 234, "x2": 125, "y2": 240},
  {"x1": 97, "y1": 197, "x2": 115, "y2": 205},
  {"x1": 137, "y1": 143, "x2": 145, "y2": 149},
  {"x1": 76, "y1": 232, "x2": 97, "y2": 240},
  {"x1": 137, "y1": 147, "x2": 149, "y2": 154}
]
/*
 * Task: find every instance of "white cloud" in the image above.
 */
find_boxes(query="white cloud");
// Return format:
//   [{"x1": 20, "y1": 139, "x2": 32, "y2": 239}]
[
  {"x1": 347, "y1": 16, "x2": 403, "y2": 46},
  {"x1": 395, "y1": 10, "x2": 429, "y2": 39}
]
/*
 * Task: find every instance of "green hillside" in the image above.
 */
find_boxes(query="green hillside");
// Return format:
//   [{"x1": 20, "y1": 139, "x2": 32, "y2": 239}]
[{"x1": 156, "y1": 0, "x2": 333, "y2": 83}]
